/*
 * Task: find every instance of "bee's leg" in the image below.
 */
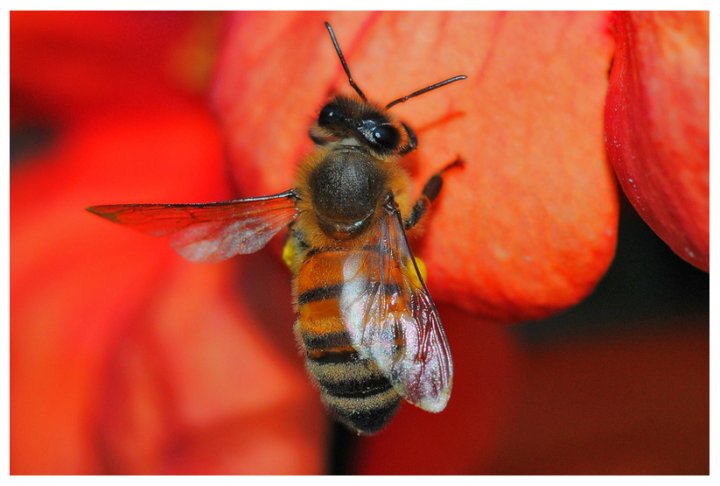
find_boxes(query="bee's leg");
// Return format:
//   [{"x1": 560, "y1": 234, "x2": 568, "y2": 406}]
[{"x1": 404, "y1": 157, "x2": 463, "y2": 230}]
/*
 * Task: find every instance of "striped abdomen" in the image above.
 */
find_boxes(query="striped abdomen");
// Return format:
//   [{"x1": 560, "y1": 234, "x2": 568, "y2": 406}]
[{"x1": 294, "y1": 247, "x2": 401, "y2": 435}]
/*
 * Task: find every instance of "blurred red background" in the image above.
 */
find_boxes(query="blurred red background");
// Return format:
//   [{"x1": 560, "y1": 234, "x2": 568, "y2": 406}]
[{"x1": 9, "y1": 11, "x2": 708, "y2": 474}]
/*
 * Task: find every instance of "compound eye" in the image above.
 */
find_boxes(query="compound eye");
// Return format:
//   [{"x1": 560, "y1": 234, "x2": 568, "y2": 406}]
[
  {"x1": 370, "y1": 124, "x2": 400, "y2": 150},
  {"x1": 318, "y1": 103, "x2": 341, "y2": 127}
]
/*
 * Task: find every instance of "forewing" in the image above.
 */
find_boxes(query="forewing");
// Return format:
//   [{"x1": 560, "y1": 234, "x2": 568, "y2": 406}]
[
  {"x1": 88, "y1": 190, "x2": 298, "y2": 262},
  {"x1": 339, "y1": 204, "x2": 453, "y2": 412}
]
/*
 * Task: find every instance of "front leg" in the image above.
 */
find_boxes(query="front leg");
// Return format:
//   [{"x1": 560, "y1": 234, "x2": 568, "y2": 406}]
[{"x1": 404, "y1": 158, "x2": 463, "y2": 230}]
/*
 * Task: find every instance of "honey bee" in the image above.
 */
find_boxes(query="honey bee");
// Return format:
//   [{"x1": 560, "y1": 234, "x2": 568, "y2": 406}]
[{"x1": 88, "y1": 22, "x2": 466, "y2": 435}]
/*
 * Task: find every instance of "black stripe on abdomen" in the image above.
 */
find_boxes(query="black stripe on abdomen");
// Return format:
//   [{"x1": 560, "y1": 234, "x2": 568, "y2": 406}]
[
  {"x1": 303, "y1": 330, "x2": 352, "y2": 350},
  {"x1": 322, "y1": 384, "x2": 401, "y2": 435},
  {"x1": 321, "y1": 374, "x2": 393, "y2": 398},
  {"x1": 298, "y1": 284, "x2": 343, "y2": 305},
  {"x1": 298, "y1": 282, "x2": 403, "y2": 305}
]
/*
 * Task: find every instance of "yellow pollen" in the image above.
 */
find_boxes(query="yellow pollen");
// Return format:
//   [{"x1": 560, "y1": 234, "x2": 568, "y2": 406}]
[
  {"x1": 282, "y1": 238, "x2": 295, "y2": 270},
  {"x1": 407, "y1": 256, "x2": 428, "y2": 288}
]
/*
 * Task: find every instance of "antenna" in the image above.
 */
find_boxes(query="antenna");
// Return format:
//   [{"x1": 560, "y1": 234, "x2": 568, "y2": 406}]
[
  {"x1": 325, "y1": 21, "x2": 367, "y2": 102},
  {"x1": 385, "y1": 75, "x2": 467, "y2": 109}
]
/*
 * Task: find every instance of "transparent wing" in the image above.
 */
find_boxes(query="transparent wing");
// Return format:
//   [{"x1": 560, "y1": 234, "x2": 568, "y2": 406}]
[
  {"x1": 87, "y1": 190, "x2": 299, "y2": 262},
  {"x1": 339, "y1": 198, "x2": 453, "y2": 412}
]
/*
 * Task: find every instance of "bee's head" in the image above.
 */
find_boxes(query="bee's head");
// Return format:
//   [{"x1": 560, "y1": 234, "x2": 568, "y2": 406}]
[
  {"x1": 311, "y1": 22, "x2": 466, "y2": 157},
  {"x1": 310, "y1": 95, "x2": 414, "y2": 157}
]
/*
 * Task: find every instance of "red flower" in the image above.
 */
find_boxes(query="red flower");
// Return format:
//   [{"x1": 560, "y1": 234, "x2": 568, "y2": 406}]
[
  {"x1": 11, "y1": 11, "x2": 707, "y2": 475},
  {"x1": 214, "y1": 12, "x2": 620, "y2": 322},
  {"x1": 605, "y1": 12, "x2": 709, "y2": 271}
]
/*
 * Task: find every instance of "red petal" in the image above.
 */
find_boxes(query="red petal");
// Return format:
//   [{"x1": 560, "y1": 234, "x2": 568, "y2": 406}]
[
  {"x1": 213, "y1": 12, "x2": 618, "y2": 322},
  {"x1": 605, "y1": 12, "x2": 709, "y2": 271}
]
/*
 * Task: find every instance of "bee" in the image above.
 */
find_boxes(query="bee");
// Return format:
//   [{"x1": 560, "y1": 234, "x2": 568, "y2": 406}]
[{"x1": 88, "y1": 22, "x2": 466, "y2": 435}]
